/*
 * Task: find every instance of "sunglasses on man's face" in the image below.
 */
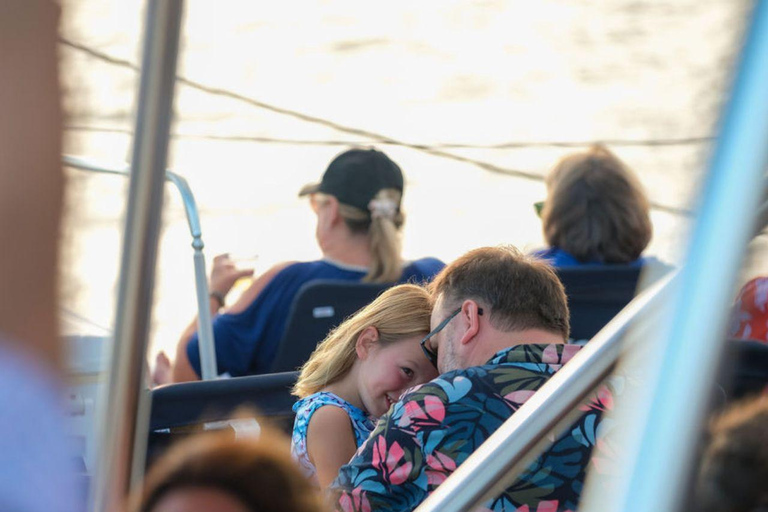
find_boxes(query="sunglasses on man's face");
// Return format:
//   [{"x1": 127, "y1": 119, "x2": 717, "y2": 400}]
[{"x1": 420, "y1": 306, "x2": 483, "y2": 368}]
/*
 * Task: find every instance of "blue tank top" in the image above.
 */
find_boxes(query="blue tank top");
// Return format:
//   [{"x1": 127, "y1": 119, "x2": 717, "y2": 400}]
[
  {"x1": 187, "y1": 257, "x2": 444, "y2": 377},
  {"x1": 291, "y1": 392, "x2": 374, "y2": 484}
]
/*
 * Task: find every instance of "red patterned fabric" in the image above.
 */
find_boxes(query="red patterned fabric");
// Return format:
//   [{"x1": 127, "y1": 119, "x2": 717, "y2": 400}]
[{"x1": 731, "y1": 277, "x2": 768, "y2": 343}]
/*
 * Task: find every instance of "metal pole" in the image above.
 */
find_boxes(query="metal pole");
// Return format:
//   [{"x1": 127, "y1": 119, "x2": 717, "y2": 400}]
[
  {"x1": 192, "y1": 250, "x2": 218, "y2": 379},
  {"x1": 164, "y1": 173, "x2": 218, "y2": 379},
  {"x1": 89, "y1": 1, "x2": 184, "y2": 511},
  {"x1": 582, "y1": 2, "x2": 768, "y2": 512},
  {"x1": 63, "y1": 156, "x2": 218, "y2": 379},
  {"x1": 415, "y1": 271, "x2": 675, "y2": 512}
]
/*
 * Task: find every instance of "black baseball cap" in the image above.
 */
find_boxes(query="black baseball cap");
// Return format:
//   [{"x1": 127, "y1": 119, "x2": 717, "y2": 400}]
[{"x1": 298, "y1": 148, "x2": 404, "y2": 212}]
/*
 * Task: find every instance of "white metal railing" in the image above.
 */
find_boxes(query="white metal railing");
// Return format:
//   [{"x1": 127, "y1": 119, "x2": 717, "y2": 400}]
[{"x1": 62, "y1": 154, "x2": 218, "y2": 381}]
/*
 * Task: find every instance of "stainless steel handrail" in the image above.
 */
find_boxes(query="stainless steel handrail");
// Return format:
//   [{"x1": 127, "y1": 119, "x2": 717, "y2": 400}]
[
  {"x1": 414, "y1": 269, "x2": 675, "y2": 512},
  {"x1": 62, "y1": 155, "x2": 201, "y2": 236},
  {"x1": 89, "y1": 1, "x2": 184, "y2": 511},
  {"x1": 63, "y1": 154, "x2": 218, "y2": 380}
]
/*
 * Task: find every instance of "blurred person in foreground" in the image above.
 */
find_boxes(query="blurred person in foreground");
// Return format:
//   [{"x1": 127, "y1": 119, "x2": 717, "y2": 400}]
[
  {"x1": 168, "y1": 148, "x2": 444, "y2": 382},
  {"x1": 693, "y1": 395, "x2": 768, "y2": 512},
  {"x1": 0, "y1": 1, "x2": 82, "y2": 511},
  {"x1": 730, "y1": 276, "x2": 768, "y2": 343},
  {"x1": 533, "y1": 144, "x2": 656, "y2": 267},
  {"x1": 132, "y1": 428, "x2": 327, "y2": 512},
  {"x1": 331, "y1": 246, "x2": 613, "y2": 512}
]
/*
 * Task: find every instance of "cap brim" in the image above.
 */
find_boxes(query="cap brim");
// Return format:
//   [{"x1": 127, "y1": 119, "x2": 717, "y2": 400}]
[{"x1": 298, "y1": 182, "x2": 320, "y2": 197}]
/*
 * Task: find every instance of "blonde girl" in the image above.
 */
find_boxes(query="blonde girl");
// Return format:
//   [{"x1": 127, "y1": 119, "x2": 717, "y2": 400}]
[{"x1": 290, "y1": 284, "x2": 439, "y2": 488}]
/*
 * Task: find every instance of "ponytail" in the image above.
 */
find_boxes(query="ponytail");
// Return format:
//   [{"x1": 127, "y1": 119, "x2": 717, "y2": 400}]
[{"x1": 337, "y1": 188, "x2": 404, "y2": 283}]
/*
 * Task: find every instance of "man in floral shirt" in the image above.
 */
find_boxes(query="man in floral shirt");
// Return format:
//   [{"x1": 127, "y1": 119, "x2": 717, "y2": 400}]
[{"x1": 331, "y1": 246, "x2": 611, "y2": 511}]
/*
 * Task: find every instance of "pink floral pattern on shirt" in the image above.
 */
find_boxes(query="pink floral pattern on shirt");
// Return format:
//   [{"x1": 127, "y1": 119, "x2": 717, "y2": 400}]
[{"x1": 331, "y1": 344, "x2": 613, "y2": 512}]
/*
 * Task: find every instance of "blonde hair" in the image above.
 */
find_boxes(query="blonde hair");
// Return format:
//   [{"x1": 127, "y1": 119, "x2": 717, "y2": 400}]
[
  {"x1": 292, "y1": 283, "x2": 431, "y2": 398},
  {"x1": 335, "y1": 188, "x2": 405, "y2": 283},
  {"x1": 542, "y1": 145, "x2": 652, "y2": 264}
]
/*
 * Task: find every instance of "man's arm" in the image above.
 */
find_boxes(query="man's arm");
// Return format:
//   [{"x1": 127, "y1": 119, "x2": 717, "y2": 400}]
[
  {"x1": 331, "y1": 384, "x2": 455, "y2": 512},
  {"x1": 332, "y1": 419, "x2": 427, "y2": 512}
]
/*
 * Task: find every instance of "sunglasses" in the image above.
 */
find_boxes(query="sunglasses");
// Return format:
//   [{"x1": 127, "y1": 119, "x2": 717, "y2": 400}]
[
  {"x1": 533, "y1": 201, "x2": 545, "y2": 218},
  {"x1": 420, "y1": 306, "x2": 483, "y2": 368}
]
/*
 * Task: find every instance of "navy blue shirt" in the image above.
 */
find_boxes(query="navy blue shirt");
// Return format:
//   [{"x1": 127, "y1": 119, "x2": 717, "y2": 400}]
[
  {"x1": 187, "y1": 257, "x2": 444, "y2": 377},
  {"x1": 532, "y1": 247, "x2": 649, "y2": 267}
]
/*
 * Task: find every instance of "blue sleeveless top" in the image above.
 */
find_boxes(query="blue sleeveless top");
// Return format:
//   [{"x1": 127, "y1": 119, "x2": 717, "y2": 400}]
[
  {"x1": 187, "y1": 257, "x2": 444, "y2": 377},
  {"x1": 291, "y1": 392, "x2": 374, "y2": 484}
]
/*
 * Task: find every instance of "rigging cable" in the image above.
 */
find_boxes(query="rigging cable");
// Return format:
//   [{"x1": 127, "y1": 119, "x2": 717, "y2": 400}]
[{"x1": 58, "y1": 37, "x2": 697, "y2": 216}]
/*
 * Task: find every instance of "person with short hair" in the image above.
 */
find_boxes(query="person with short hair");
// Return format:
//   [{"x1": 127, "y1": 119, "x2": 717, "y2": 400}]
[
  {"x1": 133, "y1": 429, "x2": 327, "y2": 512},
  {"x1": 170, "y1": 148, "x2": 444, "y2": 381},
  {"x1": 291, "y1": 284, "x2": 438, "y2": 488},
  {"x1": 331, "y1": 246, "x2": 610, "y2": 512},
  {"x1": 534, "y1": 144, "x2": 653, "y2": 266},
  {"x1": 693, "y1": 396, "x2": 768, "y2": 512}
]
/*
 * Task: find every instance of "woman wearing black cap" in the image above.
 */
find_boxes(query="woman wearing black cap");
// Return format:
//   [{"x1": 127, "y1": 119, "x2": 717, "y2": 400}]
[{"x1": 168, "y1": 147, "x2": 444, "y2": 382}]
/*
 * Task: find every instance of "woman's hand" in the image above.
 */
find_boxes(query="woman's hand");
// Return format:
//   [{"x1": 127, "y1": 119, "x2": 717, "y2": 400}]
[{"x1": 209, "y1": 253, "x2": 255, "y2": 298}]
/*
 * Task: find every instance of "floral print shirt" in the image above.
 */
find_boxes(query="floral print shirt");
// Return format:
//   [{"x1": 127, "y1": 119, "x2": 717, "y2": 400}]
[
  {"x1": 292, "y1": 391, "x2": 375, "y2": 484},
  {"x1": 331, "y1": 343, "x2": 612, "y2": 512}
]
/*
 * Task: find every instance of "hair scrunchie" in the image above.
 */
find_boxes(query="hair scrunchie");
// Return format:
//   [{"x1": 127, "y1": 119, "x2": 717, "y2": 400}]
[{"x1": 368, "y1": 197, "x2": 398, "y2": 220}]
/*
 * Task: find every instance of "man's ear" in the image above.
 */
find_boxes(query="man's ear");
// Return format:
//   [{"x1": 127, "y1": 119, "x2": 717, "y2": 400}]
[
  {"x1": 457, "y1": 300, "x2": 481, "y2": 346},
  {"x1": 325, "y1": 195, "x2": 341, "y2": 226},
  {"x1": 355, "y1": 325, "x2": 380, "y2": 359}
]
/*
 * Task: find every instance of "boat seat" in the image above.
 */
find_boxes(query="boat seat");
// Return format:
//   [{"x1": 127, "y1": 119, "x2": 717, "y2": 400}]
[
  {"x1": 718, "y1": 338, "x2": 768, "y2": 403},
  {"x1": 147, "y1": 371, "x2": 298, "y2": 469},
  {"x1": 269, "y1": 280, "x2": 392, "y2": 373},
  {"x1": 555, "y1": 265, "x2": 643, "y2": 341}
]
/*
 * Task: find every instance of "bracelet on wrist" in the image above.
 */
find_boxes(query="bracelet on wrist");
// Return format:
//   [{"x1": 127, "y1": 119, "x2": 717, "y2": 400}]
[{"x1": 210, "y1": 291, "x2": 226, "y2": 309}]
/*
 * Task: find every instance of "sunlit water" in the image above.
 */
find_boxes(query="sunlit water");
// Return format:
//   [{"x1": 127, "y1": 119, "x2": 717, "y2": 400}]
[{"x1": 58, "y1": 0, "x2": 765, "y2": 365}]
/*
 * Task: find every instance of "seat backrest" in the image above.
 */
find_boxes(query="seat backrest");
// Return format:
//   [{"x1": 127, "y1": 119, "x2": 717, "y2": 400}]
[
  {"x1": 147, "y1": 371, "x2": 299, "y2": 468},
  {"x1": 269, "y1": 280, "x2": 392, "y2": 373},
  {"x1": 719, "y1": 339, "x2": 768, "y2": 402},
  {"x1": 555, "y1": 266, "x2": 642, "y2": 341},
  {"x1": 150, "y1": 371, "x2": 299, "y2": 431}
]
